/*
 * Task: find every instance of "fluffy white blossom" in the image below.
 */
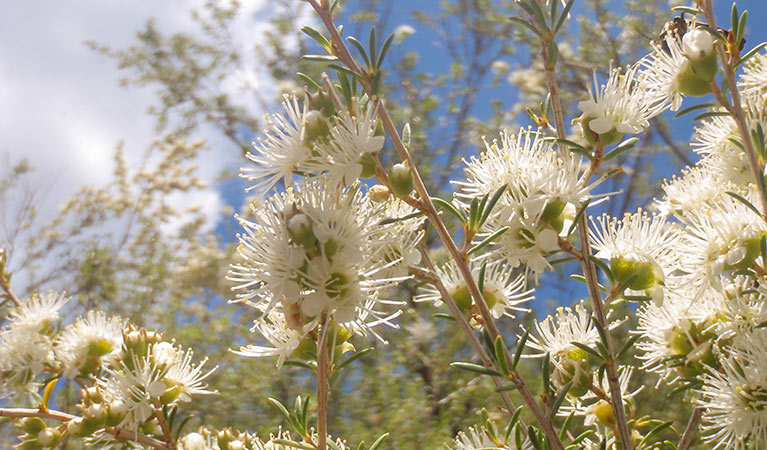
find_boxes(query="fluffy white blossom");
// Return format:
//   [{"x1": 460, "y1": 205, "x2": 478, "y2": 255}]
[
  {"x1": 9, "y1": 292, "x2": 69, "y2": 334},
  {"x1": 55, "y1": 311, "x2": 125, "y2": 378},
  {"x1": 739, "y1": 52, "x2": 767, "y2": 103},
  {"x1": 450, "y1": 425, "x2": 532, "y2": 450},
  {"x1": 639, "y1": 34, "x2": 690, "y2": 112}
]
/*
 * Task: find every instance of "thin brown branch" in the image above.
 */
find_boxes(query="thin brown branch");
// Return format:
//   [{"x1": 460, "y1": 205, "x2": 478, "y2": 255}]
[
  {"x1": 316, "y1": 321, "x2": 330, "y2": 450},
  {"x1": 153, "y1": 403, "x2": 178, "y2": 450},
  {"x1": 677, "y1": 407, "x2": 703, "y2": 450}
]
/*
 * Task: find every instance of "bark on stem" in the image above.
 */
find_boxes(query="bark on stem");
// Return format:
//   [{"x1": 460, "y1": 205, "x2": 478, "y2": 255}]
[
  {"x1": 316, "y1": 323, "x2": 330, "y2": 450},
  {"x1": 677, "y1": 407, "x2": 703, "y2": 450}
]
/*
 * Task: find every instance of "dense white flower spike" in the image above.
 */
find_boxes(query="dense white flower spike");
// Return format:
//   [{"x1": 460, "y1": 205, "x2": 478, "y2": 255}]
[
  {"x1": 591, "y1": 210, "x2": 680, "y2": 303},
  {"x1": 577, "y1": 65, "x2": 654, "y2": 143},
  {"x1": 55, "y1": 311, "x2": 125, "y2": 378},
  {"x1": 304, "y1": 99, "x2": 385, "y2": 187},
  {"x1": 242, "y1": 94, "x2": 312, "y2": 194},
  {"x1": 416, "y1": 258, "x2": 533, "y2": 320},
  {"x1": 230, "y1": 180, "x2": 415, "y2": 364},
  {"x1": 698, "y1": 337, "x2": 767, "y2": 449},
  {"x1": 456, "y1": 129, "x2": 600, "y2": 279}
]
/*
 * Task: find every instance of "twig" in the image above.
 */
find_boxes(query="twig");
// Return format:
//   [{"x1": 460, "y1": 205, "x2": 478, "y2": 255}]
[
  {"x1": 0, "y1": 407, "x2": 169, "y2": 450},
  {"x1": 316, "y1": 321, "x2": 330, "y2": 450},
  {"x1": 677, "y1": 407, "x2": 703, "y2": 450},
  {"x1": 0, "y1": 256, "x2": 23, "y2": 307},
  {"x1": 305, "y1": 3, "x2": 565, "y2": 448},
  {"x1": 153, "y1": 403, "x2": 178, "y2": 450},
  {"x1": 702, "y1": 0, "x2": 767, "y2": 221},
  {"x1": 526, "y1": 0, "x2": 634, "y2": 447}
]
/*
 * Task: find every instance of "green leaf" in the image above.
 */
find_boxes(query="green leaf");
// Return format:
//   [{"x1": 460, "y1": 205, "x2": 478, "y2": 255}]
[
  {"x1": 451, "y1": 361, "x2": 503, "y2": 377},
  {"x1": 512, "y1": 329, "x2": 530, "y2": 370},
  {"x1": 369, "y1": 433, "x2": 389, "y2": 450},
  {"x1": 550, "y1": 380, "x2": 573, "y2": 420},
  {"x1": 346, "y1": 36, "x2": 371, "y2": 68},
  {"x1": 737, "y1": 10, "x2": 748, "y2": 43},
  {"x1": 671, "y1": 6, "x2": 701, "y2": 14},
  {"x1": 478, "y1": 261, "x2": 487, "y2": 293},
  {"x1": 588, "y1": 255, "x2": 614, "y2": 284},
  {"x1": 731, "y1": 3, "x2": 739, "y2": 36},
  {"x1": 432, "y1": 197, "x2": 467, "y2": 224},
  {"x1": 637, "y1": 421, "x2": 674, "y2": 448},
  {"x1": 301, "y1": 26, "x2": 331, "y2": 50},
  {"x1": 616, "y1": 334, "x2": 640, "y2": 360},
  {"x1": 567, "y1": 200, "x2": 590, "y2": 236},
  {"x1": 296, "y1": 72, "x2": 321, "y2": 91},
  {"x1": 726, "y1": 191, "x2": 764, "y2": 219},
  {"x1": 692, "y1": 111, "x2": 731, "y2": 122},
  {"x1": 496, "y1": 383, "x2": 518, "y2": 392},
  {"x1": 368, "y1": 27, "x2": 378, "y2": 72},
  {"x1": 302, "y1": 54, "x2": 339, "y2": 62},
  {"x1": 570, "y1": 341, "x2": 603, "y2": 361},
  {"x1": 673, "y1": 102, "x2": 717, "y2": 118},
  {"x1": 432, "y1": 313, "x2": 457, "y2": 321},
  {"x1": 603, "y1": 137, "x2": 639, "y2": 162},
  {"x1": 554, "y1": 0, "x2": 575, "y2": 34},
  {"x1": 376, "y1": 33, "x2": 395, "y2": 70},
  {"x1": 469, "y1": 197, "x2": 480, "y2": 230},
  {"x1": 495, "y1": 336, "x2": 509, "y2": 374},
  {"x1": 468, "y1": 226, "x2": 510, "y2": 256},
  {"x1": 509, "y1": 16, "x2": 543, "y2": 38},
  {"x1": 334, "y1": 347, "x2": 374, "y2": 372},
  {"x1": 542, "y1": 352, "x2": 551, "y2": 395},
  {"x1": 268, "y1": 397, "x2": 293, "y2": 423},
  {"x1": 273, "y1": 439, "x2": 316, "y2": 450},
  {"x1": 327, "y1": 64, "x2": 364, "y2": 82},
  {"x1": 736, "y1": 43, "x2": 767, "y2": 68}
]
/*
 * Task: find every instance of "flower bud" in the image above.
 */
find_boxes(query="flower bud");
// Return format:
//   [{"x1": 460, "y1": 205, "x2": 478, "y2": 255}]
[
  {"x1": 20, "y1": 418, "x2": 47, "y2": 435},
  {"x1": 368, "y1": 185, "x2": 391, "y2": 203},
  {"x1": 14, "y1": 439, "x2": 42, "y2": 450},
  {"x1": 610, "y1": 257, "x2": 662, "y2": 290},
  {"x1": 218, "y1": 428, "x2": 237, "y2": 449},
  {"x1": 182, "y1": 432, "x2": 207, "y2": 450},
  {"x1": 107, "y1": 400, "x2": 128, "y2": 427},
  {"x1": 307, "y1": 89, "x2": 336, "y2": 117},
  {"x1": 287, "y1": 213, "x2": 317, "y2": 248},
  {"x1": 389, "y1": 162, "x2": 414, "y2": 199},
  {"x1": 152, "y1": 342, "x2": 178, "y2": 370},
  {"x1": 675, "y1": 59, "x2": 712, "y2": 96},
  {"x1": 303, "y1": 110, "x2": 331, "y2": 145},
  {"x1": 591, "y1": 400, "x2": 615, "y2": 427},
  {"x1": 85, "y1": 386, "x2": 103, "y2": 404},
  {"x1": 682, "y1": 29, "x2": 714, "y2": 62},
  {"x1": 229, "y1": 440, "x2": 244, "y2": 450},
  {"x1": 37, "y1": 428, "x2": 61, "y2": 447}
]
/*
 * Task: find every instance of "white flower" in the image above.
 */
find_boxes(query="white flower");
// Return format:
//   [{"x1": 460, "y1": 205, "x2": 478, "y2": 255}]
[
  {"x1": 55, "y1": 311, "x2": 124, "y2": 378},
  {"x1": 698, "y1": 337, "x2": 767, "y2": 449},
  {"x1": 656, "y1": 165, "x2": 730, "y2": 215},
  {"x1": 578, "y1": 65, "x2": 654, "y2": 137},
  {"x1": 242, "y1": 94, "x2": 312, "y2": 194},
  {"x1": 9, "y1": 292, "x2": 69, "y2": 334},
  {"x1": 304, "y1": 99, "x2": 385, "y2": 187},
  {"x1": 164, "y1": 348, "x2": 217, "y2": 402},
  {"x1": 416, "y1": 258, "x2": 533, "y2": 320},
  {"x1": 366, "y1": 197, "x2": 425, "y2": 280},
  {"x1": 739, "y1": 52, "x2": 767, "y2": 103},
  {"x1": 455, "y1": 129, "x2": 601, "y2": 279},
  {"x1": 639, "y1": 34, "x2": 689, "y2": 112},
  {"x1": 232, "y1": 311, "x2": 304, "y2": 368},
  {"x1": 450, "y1": 425, "x2": 532, "y2": 450},
  {"x1": 393, "y1": 24, "x2": 415, "y2": 43},
  {"x1": 181, "y1": 432, "x2": 210, "y2": 450},
  {"x1": 229, "y1": 180, "x2": 410, "y2": 364},
  {"x1": 526, "y1": 300, "x2": 598, "y2": 359},
  {"x1": 0, "y1": 326, "x2": 53, "y2": 398}
]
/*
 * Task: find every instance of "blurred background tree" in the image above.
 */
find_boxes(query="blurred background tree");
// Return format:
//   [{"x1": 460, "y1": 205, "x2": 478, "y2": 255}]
[{"x1": 1, "y1": 0, "x2": 729, "y2": 447}]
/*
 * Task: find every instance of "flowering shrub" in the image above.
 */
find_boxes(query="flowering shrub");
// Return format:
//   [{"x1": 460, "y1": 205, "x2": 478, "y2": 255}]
[{"x1": 3, "y1": 0, "x2": 767, "y2": 449}]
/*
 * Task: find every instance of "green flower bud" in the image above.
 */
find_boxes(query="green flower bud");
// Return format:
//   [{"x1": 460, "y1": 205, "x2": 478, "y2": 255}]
[
  {"x1": 610, "y1": 257, "x2": 661, "y2": 290},
  {"x1": 302, "y1": 110, "x2": 331, "y2": 145},
  {"x1": 20, "y1": 418, "x2": 47, "y2": 435},
  {"x1": 307, "y1": 89, "x2": 336, "y2": 117},
  {"x1": 287, "y1": 213, "x2": 317, "y2": 248},
  {"x1": 368, "y1": 185, "x2": 391, "y2": 203},
  {"x1": 389, "y1": 162, "x2": 414, "y2": 199},
  {"x1": 450, "y1": 286, "x2": 473, "y2": 312},
  {"x1": 107, "y1": 401, "x2": 128, "y2": 427},
  {"x1": 592, "y1": 400, "x2": 615, "y2": 427},
  {"x1": 359, "y1": 152, "x2": 377, "y2": 178},
  {"x1": 37, "y1": 428, "x2": 61, "y2": 447},
  {"x1": 15, "y1": 439, "x2": 42, "y2": 450},
  {"x1": 676, "y1": 60, "x2": 712, "y2": 96}
]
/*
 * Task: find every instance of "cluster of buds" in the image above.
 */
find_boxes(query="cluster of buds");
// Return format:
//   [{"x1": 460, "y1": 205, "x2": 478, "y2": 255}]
[
  {"x1": 14, "y1": 418, "x2": 61, "y2": 450},
  {"x1": 181, "y1": 427, "x2": 267, "y2": 450}
]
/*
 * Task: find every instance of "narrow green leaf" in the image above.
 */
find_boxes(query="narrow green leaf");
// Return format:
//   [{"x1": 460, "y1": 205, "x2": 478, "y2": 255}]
[
  {"x1": 301, "y1": 26, "x2": 331, "y2": 50},
  {"x1": 327, "y1": 64, "x2": 364, "y2": 82},
  {"x1": 509, "y1": 16, "x2": 543, "y2": 38},
  {"x1": 567, "y1": 200, "x2": 590, "y2": 236},
  {"x1": 496, "y1": 383, "x2": 518, "y2": 392},
  {"x1": 737, "y1": 10, "x2": 748, "y2": 43},
  {"x1": 273, "y1": 439, "x2": 316, "y2": 450},
  {"x1": 369, "y1": 433, "x2": 389, "y2": 450},
  {"x1": 673, "y1": 102, "x2": 717, "y2": 118},
  {"x1": 512, "y1": 329, "x2": 530, "y2": 370},
  {"x1": 468, "y1": 226, "x2": 510, "y2": 256},
  {"x1": 479, "y1": 184, "x2": 508, "y2": 227},
  {"x1": 346, "y1": 36, "x2": 371, "y2": 68},
  {"x1": 302, "y1": 54, "x2": 339, "y2": 62},
  {"x1": 495, "y1": 336, "x2": 509, "y2": 374},
  {"x1": 376, "y1": 33, "x2": 395, "y2": 70},
  {"x1": 296, "y1": 72, "x2": 321, "y2": 91},
  {"x1": 603, "y1": 137, "x2": 639, "y2": 162},
  {"x1": 588, "y1": 255, "x2": 614, "y2": 284},
  {"x1": 402, "y1": 123, "x2": 411, "y2": 149},
  {"x1": 268, "y1": 397, "x2": 293, "y2": 423},
  {"x1": 451, "y1": 361, "x2": 503, "y2": 377},
  {"x1": 550, "y1": 380, "x2": 573, "y2": 419},
  {"x1": 525, "y1": 0, "x2": 549, "y2": 30},
  {"x1": 731, "y1": 3, "x2": 739, "y2": 36},
  {"x1": 542, "y1": 352, "x2": 552, "y2": 395},
  {"x1": 671, "y1": 6, "x2": 701, "y2": 14},
  {"x1": 692, "y1": 111, "x2": 730, "y2": 122},
  {"x1": 469, "y1": 197, "x2": 480, "y2": 230},
  {"x1": 335, "y1": 347, "x2": 374, "y2": 372},
  {"x1": 570, "y1": 341, "x2": 603, "y2": 361},
  {"x1": 528, "y1": 426, "x2": 542, "y2": 450},
  {"x1": 593, "y1": 319, "x2": 610, "y2": 349},
  {"x1": 726, "y1": 191, "x2": 763, "y2": 219},
  {"x1": 637, "y1": 421, "x2": 674, "y2": 448},
  {"x1": 559, "y1": 412, "x2": 575, "y2": 441},
  {"x1": 554, "y1": 0, "x2": 575, "y2": 33},
  {"x1": 368, "y1": 27, "x2": 378, "y2": 71},
  {"x1": 736, "y1": 43, "x2": 767, "y2": 68},
  {"x1": 432, "y1": 313, "x2": 457, "y2": 321},
  {"x1": 478, "y1": 261, "x2": 487, "y2": 293},
  {"x1": 432, "y1": 197, "x2": 467, "y2": 224},
  {"x1": 617, "y1": 334, "x2": 641, "y2": 360}
]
